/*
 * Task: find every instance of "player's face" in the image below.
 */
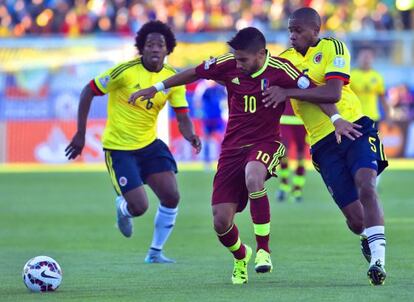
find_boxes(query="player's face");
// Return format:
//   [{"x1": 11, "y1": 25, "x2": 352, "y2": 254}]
[
  {"x1": 288, "y1": 18, "x2": 318, "y2": 54},
  {"x1": 234, "y1": 49, "x2": 264, "y2": 75},
  {"x1": 142, "y1": 33, "x2": 168, "y2": 66},
  {"x1": 358, "y1": 49, "x2": 374, "y2": 69}
]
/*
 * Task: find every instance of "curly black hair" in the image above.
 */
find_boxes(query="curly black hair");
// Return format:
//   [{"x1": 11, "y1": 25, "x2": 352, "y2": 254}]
[{"x1": 134, "y1": 20, "x2": 177, "y2": 55}]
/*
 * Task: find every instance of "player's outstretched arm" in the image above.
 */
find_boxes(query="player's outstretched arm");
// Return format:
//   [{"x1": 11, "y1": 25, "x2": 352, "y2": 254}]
[
  {"x1": 319, "y1": 103, "x2": 362, "y2": 143},
  {"x1": 176, "y1": 112, "x2": 202, "y2": 154},
  {"x1": 263, "y1": 78, "x2": 343, "y2": 108},
  {"x1": 65, "y1": 84, "x2": 95, "y2": 160},
  {"x1": 128, "y1": 68, "x2": 201, "y2": 105}
]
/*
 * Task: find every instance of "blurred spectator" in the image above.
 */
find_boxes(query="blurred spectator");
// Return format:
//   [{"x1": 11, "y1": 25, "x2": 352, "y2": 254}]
[
  {"x1": 388, "y1": 84, "x2": 414, "y2": 121},
  {"x1": 0, "y1": 0, "x2": 412, "y2": 37}
]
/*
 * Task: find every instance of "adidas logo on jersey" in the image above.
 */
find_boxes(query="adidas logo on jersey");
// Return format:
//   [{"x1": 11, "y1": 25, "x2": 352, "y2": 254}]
[{"x1": 231, "y1": 77, "x2": 240, "y2": 85}]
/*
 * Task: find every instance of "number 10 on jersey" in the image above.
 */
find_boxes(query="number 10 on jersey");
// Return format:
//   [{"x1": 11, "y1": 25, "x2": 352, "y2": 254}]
[{"x1": 243, "y1": 95, "x2": 256, "y2": 113}]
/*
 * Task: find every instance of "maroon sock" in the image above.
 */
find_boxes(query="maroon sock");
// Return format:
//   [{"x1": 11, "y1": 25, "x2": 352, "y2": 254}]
[
  {"x1": 217, "y1": 224, "x2": 246, "y2": 260},
  {"x1": 249, "y1": 188, "x2": 270, "y2": 253}
]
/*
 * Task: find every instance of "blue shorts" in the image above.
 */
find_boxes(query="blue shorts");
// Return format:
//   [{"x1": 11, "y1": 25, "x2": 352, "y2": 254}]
[
  {"x1": 104, "y1": 139, "x2": 178, "y2": 195},
  {"x1": 311, "y1": 116, "x2": 388, "y2": 209}
]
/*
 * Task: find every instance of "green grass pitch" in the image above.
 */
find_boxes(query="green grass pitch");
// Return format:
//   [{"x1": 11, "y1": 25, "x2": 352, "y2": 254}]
[{"x1": 1, "y1": 169, "x2": 413, "y2": 301}]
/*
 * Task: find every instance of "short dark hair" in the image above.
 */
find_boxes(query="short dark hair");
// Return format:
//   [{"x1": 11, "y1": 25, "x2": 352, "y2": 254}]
[
  {"x1": 134, "y1": 20, "x2": 177, "y2": 55},
  {"x1": 290, "y1": 7, "x2": 321, "y2": 30},
  {"x1": 227, "y1": 27, "x2": 266, "y2": 53}
]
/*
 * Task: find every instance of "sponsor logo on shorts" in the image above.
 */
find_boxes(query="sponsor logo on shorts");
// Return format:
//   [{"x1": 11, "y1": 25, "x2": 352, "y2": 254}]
[{"x1": 119, "y1": 176, "x2": 128, "y2": 187}]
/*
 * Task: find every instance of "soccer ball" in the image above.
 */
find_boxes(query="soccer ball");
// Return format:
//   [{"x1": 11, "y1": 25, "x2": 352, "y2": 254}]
[{"x1": 22, "y1": 256, "x2": 62, "y2": 292}]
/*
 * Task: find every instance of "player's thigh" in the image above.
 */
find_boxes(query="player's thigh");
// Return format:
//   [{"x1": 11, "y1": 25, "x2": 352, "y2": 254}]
[
  {"x1": 104, "y1": 150, "x2": 144, "y2": 196},
  {"x1": 212, "y1": 150, "x2": 249, "y2": 212},
  {"x1": 312, "y1": 145, "x2": 358, "y2": 209},
  {"x1": 146, "y1": 171, "x2": 179, "y2": 208}
]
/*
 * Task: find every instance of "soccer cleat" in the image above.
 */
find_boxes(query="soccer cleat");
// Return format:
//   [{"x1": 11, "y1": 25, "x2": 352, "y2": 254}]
[
  {"x1": 360, "y1": 236, "x2": 371, "y2": 263},
  {"x1": 254, "y1": 249, "x2": 273, "y2": 273},
  {"x1": 144, "y1": 248, "x2": 176, "y2": 264},
  {"x1": 291, "y1": 189, "x2": 303, "y2": 203},
  {"x1": 367, "y1": 260, "x2": 386, "y2": 286},
  {"x1": 116, "y1": 197, "x2": 133, "y2": 238},
  {"x1": 231, "y1": 245, "x2": 252, "y2": 284},
  {"x1": 276, "y1": 190, "x2": 287, "y2": 202}
]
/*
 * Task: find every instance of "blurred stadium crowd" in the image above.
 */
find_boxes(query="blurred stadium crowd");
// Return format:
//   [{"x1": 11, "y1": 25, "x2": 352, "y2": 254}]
[{"x1": 0, "y1": 0, "x2": 413, "y2": 37}]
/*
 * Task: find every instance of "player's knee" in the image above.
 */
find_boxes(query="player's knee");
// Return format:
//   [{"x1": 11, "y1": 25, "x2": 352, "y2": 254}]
[
  {"x1": 213, "y1": 213, "x2": 232, "y2": 234},
  {"x1": 245, "y1": 174, "x2": 264, "y2": 193},
  {"x1": 346, "y1": 218, "x2": 364, "y2": 235},
  {"x1": 127, "y1": 199, "x2": 148, "y2": 216},
  {"x1": 159, "y1": 189, "x2": 180, "y2": 208}
]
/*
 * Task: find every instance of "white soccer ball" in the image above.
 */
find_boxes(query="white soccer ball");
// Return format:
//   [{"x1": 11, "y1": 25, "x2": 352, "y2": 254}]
[{"x1": 22, "y1": 256, "x2": 62, "y2": 292}]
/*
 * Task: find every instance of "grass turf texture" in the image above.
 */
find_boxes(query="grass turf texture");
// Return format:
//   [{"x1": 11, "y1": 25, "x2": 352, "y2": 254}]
[{"x1": 1, "y1": 170, "x2": 413, "y2": 301}]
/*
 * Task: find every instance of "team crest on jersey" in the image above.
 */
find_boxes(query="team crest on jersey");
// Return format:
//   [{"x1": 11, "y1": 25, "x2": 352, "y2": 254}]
[
  {"x1": 99, "y1": 75, "x2": 111, "y2": 88},
  {"x1": 333, "y1": 56, "x2": 345, "y2": 68},
  {"x1": 119, "y1": 176, "x2": 128, "y2": 187},
  {"x1": 297, "y1": 76, "x2": 310, "y2": 89},
  {"x1": 204, "y1": 57, "x2": 216, "y2": 70},
  {"x1": 313, "y1": 52, "x2": 322, "y2": 64},
  {"x1": 261, "y1": 78, "x2": 269, "y2": 90}
]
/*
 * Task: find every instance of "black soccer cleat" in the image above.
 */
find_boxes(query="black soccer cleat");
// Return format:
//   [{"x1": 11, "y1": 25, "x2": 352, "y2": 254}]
[
  {"x1": 367, "y1": 260, "x2": 386, "y2": 286},
  {"x1": 360, "y1": 236, "x2": 371, "y2": 263}
]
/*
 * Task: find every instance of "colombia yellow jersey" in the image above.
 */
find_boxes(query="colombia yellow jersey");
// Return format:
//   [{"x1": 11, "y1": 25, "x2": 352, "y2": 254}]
[
  {"x1": 279, "y1": 38, "x2": 363, "y2": 145},
  {"x1": 90, "y1": 58, "x2": 188, "y2": 150},
  {"x1": 350, "y1": 68, "x2": 385, "y2": 121}
]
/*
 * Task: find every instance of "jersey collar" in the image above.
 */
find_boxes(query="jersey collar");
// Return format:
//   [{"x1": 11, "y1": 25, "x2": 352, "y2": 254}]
[{"x1": 251, "y1": 50, "x2": 270, "y2": 78}]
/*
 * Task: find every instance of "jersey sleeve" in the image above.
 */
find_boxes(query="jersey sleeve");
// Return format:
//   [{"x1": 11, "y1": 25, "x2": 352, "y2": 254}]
[
  {"x1": 324, "y1": 39, "x2": 351, "y2": 84},
  {"x1": 195, "y1": 53, "x2": 235, "y2": 81},
  {"x1": 90, "y1": 62, "x2": 129, "y2": 95},
  {"x1": 168, "y1": 84, "x2": 189, "y2": 114},
  {"x1": 376, "y1": 73, "x2": 385, "y2": 95},
  {"x1": 269, "y1": 57, "x2": 315, "y2": 89}
]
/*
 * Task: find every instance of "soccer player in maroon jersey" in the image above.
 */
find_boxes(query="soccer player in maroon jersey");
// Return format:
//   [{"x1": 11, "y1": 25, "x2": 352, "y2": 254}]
[{"x1": 129, "y1": 27, "x2": 354, "y2": 284}]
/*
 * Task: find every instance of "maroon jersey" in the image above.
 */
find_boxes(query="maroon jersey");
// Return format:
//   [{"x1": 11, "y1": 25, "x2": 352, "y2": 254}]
[{"x1": 195, "y1": 52, "x2": 311, "y2": 150}]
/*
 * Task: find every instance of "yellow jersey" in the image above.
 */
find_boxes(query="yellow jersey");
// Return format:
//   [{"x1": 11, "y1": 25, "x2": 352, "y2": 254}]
[
  {"x1": 350, "y1": 68, "x2": 385, "y2": 121},
  {"x1": 279, "y1": 38, "x2": 363, "y2": 145},
  {"x1": 90, "y1": 58, "x2": 188, "y2": 150}
]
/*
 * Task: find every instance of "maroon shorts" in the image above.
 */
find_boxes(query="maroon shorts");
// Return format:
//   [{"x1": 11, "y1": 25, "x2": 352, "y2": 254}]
[
  {"x1": 212, "y1": 141, "x2": 285, "y2": 212},
  {"x1": 280, "y1": 124, "x2": 307, "y2": 153}
]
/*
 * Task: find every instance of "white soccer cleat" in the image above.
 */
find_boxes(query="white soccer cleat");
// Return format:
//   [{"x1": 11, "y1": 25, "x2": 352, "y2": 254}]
[
  {"x1": 116, "y1": 197, "x2": 133, "y2": 238},
  {"x1": 144, "y1": 248, "x2": 176, "y2": 263}
]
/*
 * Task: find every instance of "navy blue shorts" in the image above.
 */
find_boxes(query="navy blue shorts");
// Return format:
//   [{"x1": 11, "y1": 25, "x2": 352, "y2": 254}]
[
  {"x1": 311, "y1": 116, "x2": 388, "y2": 208},
  {"x1": 104, "y1": 139, "x2": 178, "y2": 195}
]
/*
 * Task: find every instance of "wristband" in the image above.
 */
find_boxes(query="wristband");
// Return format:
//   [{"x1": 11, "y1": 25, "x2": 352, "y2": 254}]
[
  {"x1": 153, "y1": 82, "x2": 165, "y2": 92},
  {"x1": 330, "y1": 114, "x2": 342, "y2": 123}
]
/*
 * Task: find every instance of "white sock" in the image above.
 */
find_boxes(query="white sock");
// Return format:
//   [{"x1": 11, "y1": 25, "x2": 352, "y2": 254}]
[
  {"x1": 150, "y1": 205, "x2": 178, "y2": 250},
  {"x1": 117, "y1": 196, "x2": 133, "y2": 218},
  {"x1": 365, "y1": 225, "x2": 386, "y2": 267}
]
